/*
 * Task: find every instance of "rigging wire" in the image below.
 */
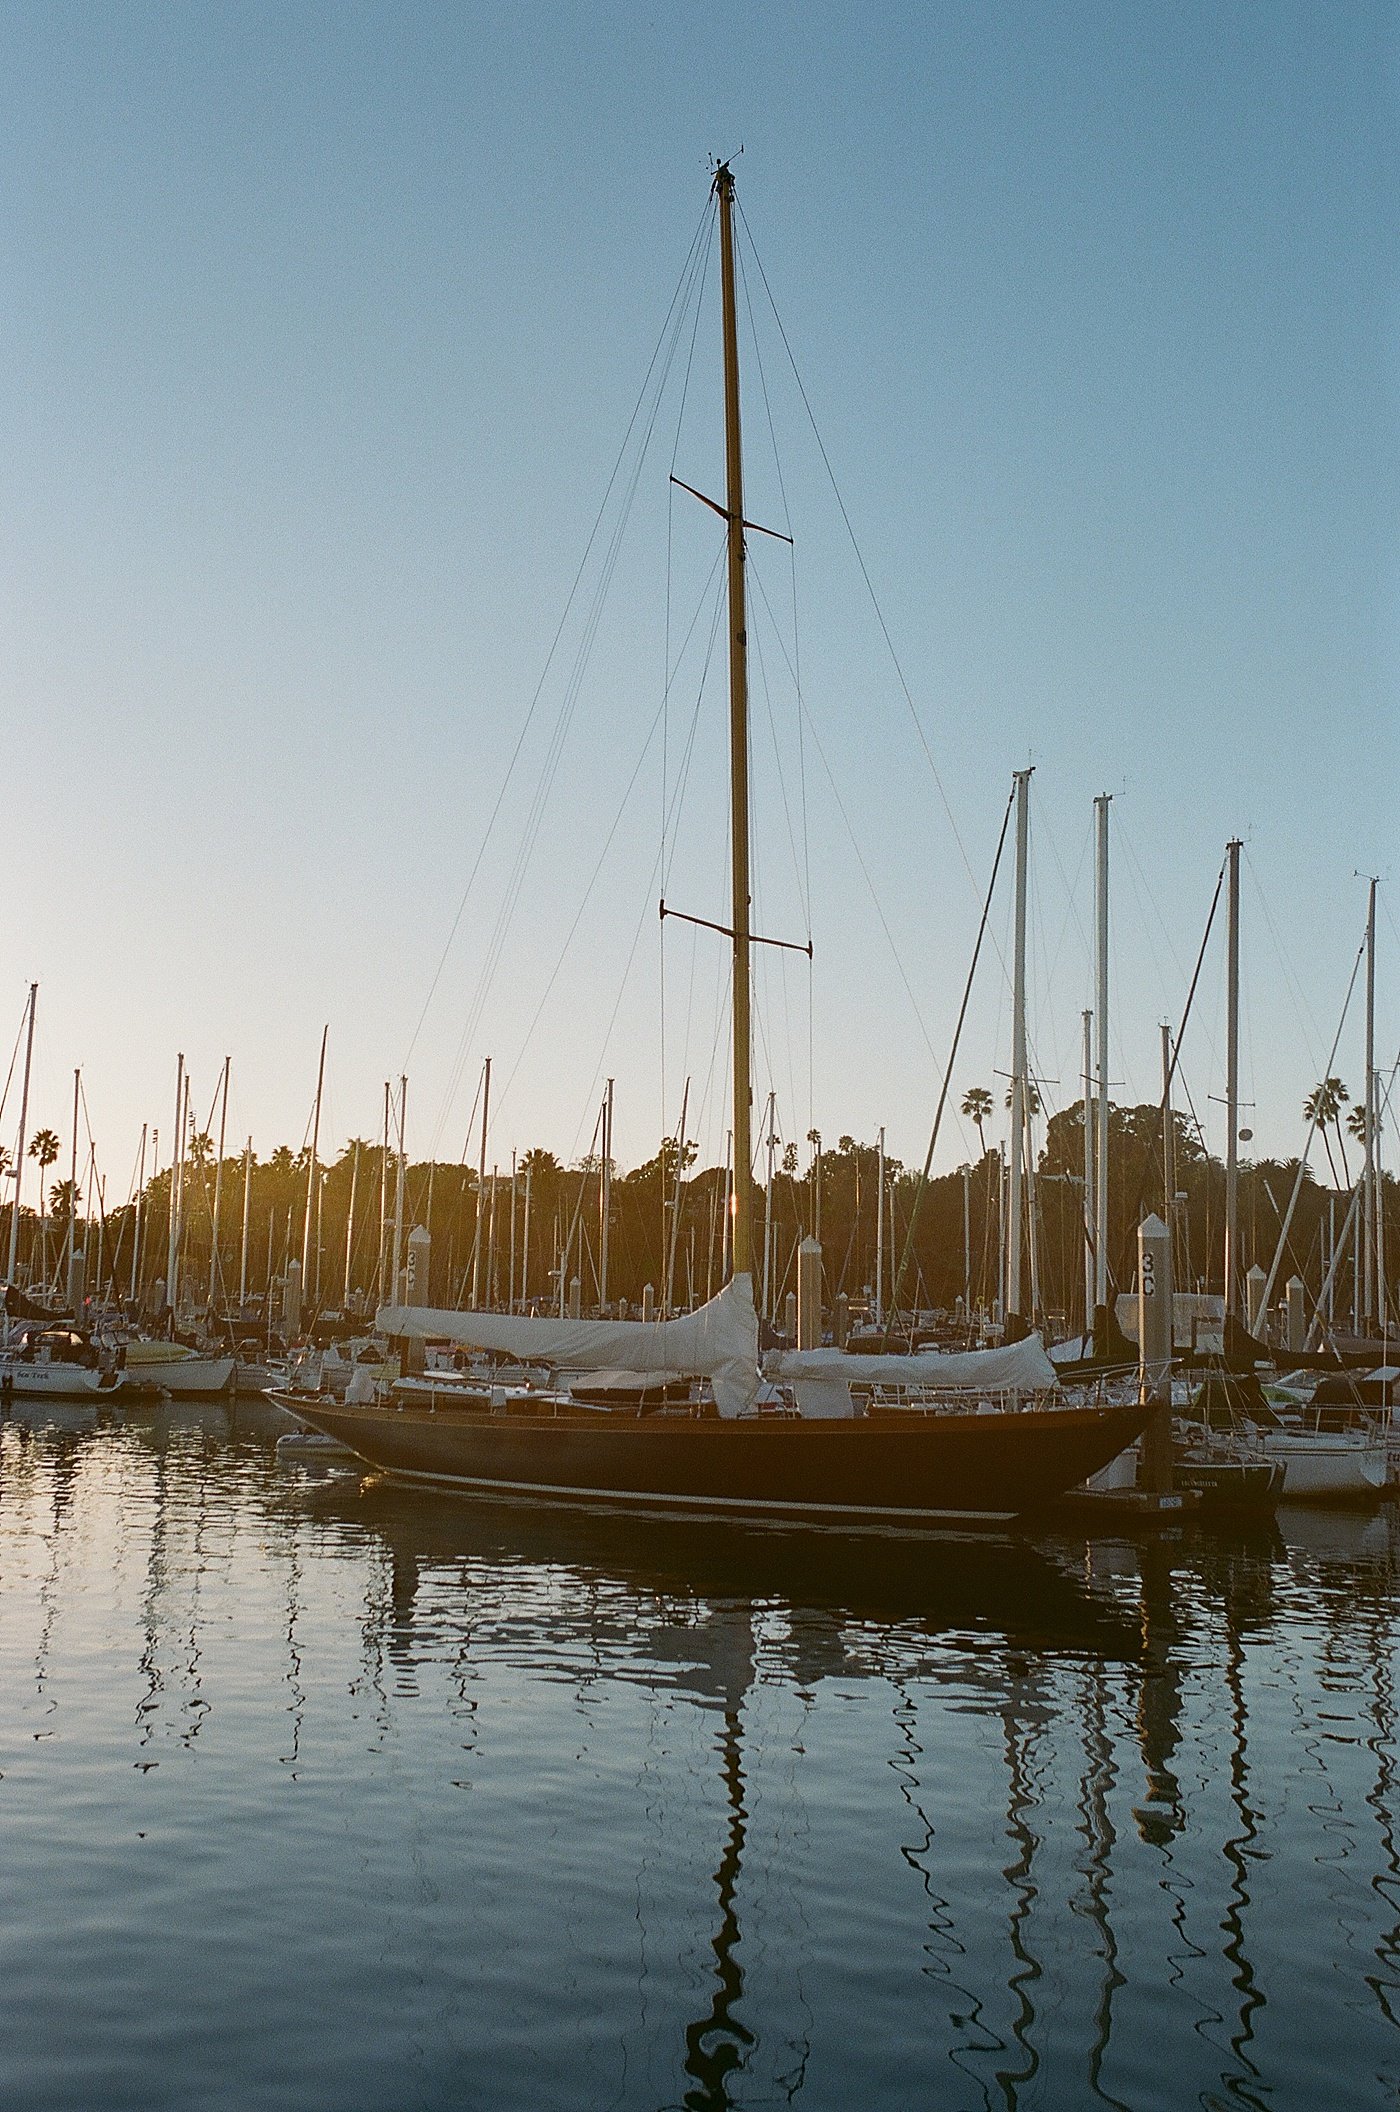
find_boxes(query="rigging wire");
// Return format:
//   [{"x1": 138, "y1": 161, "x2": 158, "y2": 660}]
[
  {"x1": 661, "y1": 206, "x2": 719, "y2": 1151},
  {"x1": 1106, "y1": 856, "x2": 1227, "y2": 1282},
  {"x1": 1243, "y1": 846, "x2": 1327, "y2": 1080},
  {"x1": 0, "y1": 998, "x2": 27, "y2": 1139},
  {"x1": 884, "y1": 786, "x2": 1016, "y2": 1334},
  {"x1": 735, "y1": 200, "x2": 984, "y2": 904},
  {"x1": 411, "y1": 198, "x2": 715, "y2": 1133},
  {"x1": 747, "y1": 565, "x2": 973, "y2": 1155},
  {"x1": 749, "y1": 574, "x2": 810, "y2": 930},
  {"x1": 494, "y1": 570, "x2": 727, "y2": 1130}
]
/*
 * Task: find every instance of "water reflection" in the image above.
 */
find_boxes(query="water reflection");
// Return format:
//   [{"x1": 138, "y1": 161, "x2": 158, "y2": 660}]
[{"x1": 1, "y1": 1403, "x2": 1398, "y2": 2109}]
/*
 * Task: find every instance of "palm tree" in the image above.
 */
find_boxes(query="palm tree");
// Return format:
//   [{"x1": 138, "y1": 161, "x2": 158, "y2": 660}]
[
  {"x1": 1303, "y1": 1078, "x2": 1351, "y2": 1187},
  {"x1": 29, "y1": 1128, "x2": 60, "y2": 1279},
  {"x1": 1004, "y1": 1081, "x2": 1042, "y2": 1117},
  {"x1": 187, "y1": 1131, "x2": 214, "y2": 1170},
  {"x1": 1346, "y1": 1103, "x2": 1378, "y2": 1148},
  {"x1": 48, "y1": 1178, "x2": 80, "y2": 1228},
  {"x1": 961, "y1": 1087, "x2": 993, "y2": 1157}
]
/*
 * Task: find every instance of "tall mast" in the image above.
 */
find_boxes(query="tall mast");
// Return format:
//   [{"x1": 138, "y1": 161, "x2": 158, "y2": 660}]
[
  {"x1": 131, "y1": 1123, "x2": 148, "y2": 1304},
  {"x1": 599, "y1": 1077, "x2": 613, "y2": 1309},
  {"x1": 761, "y1": 1092, "x2": 776, "y2": 1320},
  {"x1": 172, "y1": 1066, "x2": 189, "y2": 1315},
  {"x1": 521, "y1": 1164, "x2": 532, "y2": 1308},
  {"x1": 302, "y1": 1026, "x2": 328, "y2": 1286},
  {"x1": 471, "y1": 1056, "x2": 491, "y2": 1306},
  {"x1": 1081, "y1": 1009, "x2": 1095, "y2": 1332},
  {"x1": 391, "y1": 1075, "x2": 407, "y2": 1303},
  {"x1": 1223, "y1": 838, "x2": 1242, "y2": 1319},
  {"x1": 378, "y1": 1082, "x2": 390, "y2": 1308},
  {"x1": 239, "y1": 1136, "x2": 252, "y2": 1307},
  {"x1": 1006, "y1": 767, "x2": 1031, "y2": 1328},
  {"x1": 665, "y1": 1076, "x2": 690, "y2": 1314},
  {"x1": 343, "y1": 1138, "x2": 360, "y2": 1309},
  {"x1": 7, "y1": 982, "x2": 36, "y2": 1284},
  {"x1": 509, "y1": 1150, "x2": 518, "y2": 1311},
  {"x1": 209, "y1": 1054, "x2": 230, "y2": 1313},
  {"x1": 1161, "y1": 1021, "x2": 1177, "y2": 1276},
  {"x1": 961, "y1": 1162, "x2": 971, "y2": 1319},
  {"x1": 68, "y1": 1068, "x2": 81, "y2": 1288},
  {"x1": 715, "y1": 161, "x2": 753, "y2": 1285},
  {"x1": 874, "y1": 1125, "x2": 886, "y2": 1328},
  {"x1": 1093, "y1": 793, "x2": 1111, "y2": 1310},
  {"x1": 1364, "y1": 876, "x2": 1377, "y2": 1328}
]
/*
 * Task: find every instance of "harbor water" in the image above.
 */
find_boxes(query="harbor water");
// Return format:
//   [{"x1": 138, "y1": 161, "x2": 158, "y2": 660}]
[{"x1": 2, "y1": 1397, "x2": 1397, "y2": 2110}]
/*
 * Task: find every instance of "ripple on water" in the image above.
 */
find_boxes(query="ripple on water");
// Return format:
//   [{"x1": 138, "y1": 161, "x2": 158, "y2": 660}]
[{"x1": 0, "y1": 1415, "x2": 1398, "y2": 2108}]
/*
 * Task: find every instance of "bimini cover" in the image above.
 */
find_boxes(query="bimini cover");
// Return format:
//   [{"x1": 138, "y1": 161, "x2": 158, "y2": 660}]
[
  {"x1": 375, "y1": 1273, "x2": 760, "y2": 1420},
  {"x1": 767, "y1": 1332, "x2": 1058, "y2": 1420}
]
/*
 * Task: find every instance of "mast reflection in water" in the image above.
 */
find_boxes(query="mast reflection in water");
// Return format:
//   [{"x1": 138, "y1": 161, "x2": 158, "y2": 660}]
[{"x1": 0, "y1": 1400, "x2": 1397, "y2": 2110}]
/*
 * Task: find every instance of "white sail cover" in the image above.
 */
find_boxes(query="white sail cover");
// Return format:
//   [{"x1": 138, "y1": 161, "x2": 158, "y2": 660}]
[
  {"x1": 375, "y1": 1273, "x2": 760, "y2": 1420},
  {"x1": 766, "y1": 1333, "x2": 1058, "y2": 1420}
]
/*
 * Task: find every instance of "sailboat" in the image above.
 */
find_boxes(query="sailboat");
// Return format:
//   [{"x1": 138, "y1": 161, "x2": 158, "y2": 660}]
[{"x1": 273, "y1": 164, "x2": 1144, "y2": 1527}]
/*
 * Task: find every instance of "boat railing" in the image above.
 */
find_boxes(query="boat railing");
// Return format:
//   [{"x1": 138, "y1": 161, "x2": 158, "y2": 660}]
[{"x1": 860, "y1": 1383, "x2": 1067, "y2": 1417}]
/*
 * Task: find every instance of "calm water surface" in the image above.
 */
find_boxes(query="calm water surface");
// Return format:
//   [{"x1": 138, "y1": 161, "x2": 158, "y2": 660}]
[{"x1": 1, "y1": 1398, "x2": 1397, "y2": 2110}]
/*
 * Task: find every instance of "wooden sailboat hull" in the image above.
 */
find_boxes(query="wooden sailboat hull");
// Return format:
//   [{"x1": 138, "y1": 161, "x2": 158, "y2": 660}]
[{"x1": 269, "y1": 1394, "x2": 1147, "y2": 1527}]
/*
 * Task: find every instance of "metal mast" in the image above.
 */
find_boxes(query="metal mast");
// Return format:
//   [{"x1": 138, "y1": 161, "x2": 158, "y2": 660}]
[
  {"x1": 715, "y1": 162, "x2": 754, "y2": 1285},
  {"x1": 6, "y1": 982, "x2": 36, "y2": 1284},
  {"x1": 599, "y1": 1076, "x2": 613, "y2": 1309},
  {"x1": 68, "y1": 1068, "x2": 80, "y2": 1288},
  {"x1": 166, "y1": 1054, "x2": 184, "y2": 1305},
  {"x1": 343, "y1": 1139, "x2": 360, "y2": 1309},
  {"x1": 391, "y1": 1075, "x2": 407, "y2": 1304},
  {"x1": 874, "y1": 1125, "x2": 886, "y2": 1328},
  {"x1": 1006, "y1": 768, "x2": 1032, "y2": 1327},
  {"x1": 471, "y1": 1056, "x2": 491, "y2": 1307},
  {"x1": 131, "y1": 1123, "x2": 148, "y2": 1305},
  {"x1": 1081, "y1": 1009, "x2": 1095, "y2": 1332},
  {"x1": 1223, "y1": 838, "x2": 1242, "y2": 1319},
  {"x1": 1364, "y1": 876, "x2": 1377, "y2": 1328},
  {"x1": 1093, "y1": 793, "x2": 1111, "y2": 1310},
  {"x1": 209, "y1": 1055, "x2": 230, "y2": 1312},
  {"x1": 302, "y1": 1027, "x2": 327, "y2": 1287},
  {"x1": 239, "y1": 1136, "x2": 252, "y2": 1307},
  {"x1": 1161, "y1": 1021, "x2": 1177, "y2": 1276}
]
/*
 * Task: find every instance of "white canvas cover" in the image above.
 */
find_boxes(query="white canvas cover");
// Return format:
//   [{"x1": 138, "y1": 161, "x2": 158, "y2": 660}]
[
  {"x1": 767, "y1": 1333, "x2": 1058, "y2": 1420},
  {"x1": 376, "y1": 1273, "x2": 760, "y2": 1420}
]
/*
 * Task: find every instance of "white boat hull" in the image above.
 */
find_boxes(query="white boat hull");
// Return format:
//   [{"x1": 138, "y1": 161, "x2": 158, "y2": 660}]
[
  {"x1": 1265, "y1": 1432, "x2": 1388, "y2": 1502},
  {"x1": 0, "y1": 1360, "x2": 128, "y2": 1400},
  {"x1": 147, "y1": 1356, "x2": 236, "y2": 1397},
  {"x1": 123, "y1": 1353, "x2": 236, "y2": 1397}
]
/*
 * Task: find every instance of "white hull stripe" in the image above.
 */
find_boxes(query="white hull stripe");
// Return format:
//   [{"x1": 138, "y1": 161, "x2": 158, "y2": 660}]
[{"x1": 367, "y1": 1462, "x2": 1017, "y2": 1524}]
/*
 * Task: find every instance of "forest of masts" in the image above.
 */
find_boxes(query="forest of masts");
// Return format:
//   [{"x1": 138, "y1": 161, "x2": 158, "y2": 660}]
[{"x1": 3, "y1": 1072, "x2": 1395, "y2": 1342}]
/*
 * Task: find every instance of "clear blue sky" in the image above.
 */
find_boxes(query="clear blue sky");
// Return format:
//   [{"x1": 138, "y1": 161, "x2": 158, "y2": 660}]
[{"x1": 1, "y1": 1, "x2": 1393, "y2": 1200}]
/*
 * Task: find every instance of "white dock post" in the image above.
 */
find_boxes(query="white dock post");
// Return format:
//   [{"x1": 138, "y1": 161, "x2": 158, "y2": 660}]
[{"x1": 797, "y1": 1237, "x2": 823, "y2": 1349}]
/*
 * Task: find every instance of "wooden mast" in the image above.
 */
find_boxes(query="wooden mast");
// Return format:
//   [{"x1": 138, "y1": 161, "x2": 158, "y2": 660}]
[{"x1": 715, "y1": 161, "x2": 753, "y2": 1285}]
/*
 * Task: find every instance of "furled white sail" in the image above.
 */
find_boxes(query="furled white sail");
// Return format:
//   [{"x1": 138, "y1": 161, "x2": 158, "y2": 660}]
[
  {"x1": 766, "y1": 1333, "x2": 1058, "y2": 1419},
  {"x1": 375, "y1": 1273, "x2": 760, "y2": 1419}
]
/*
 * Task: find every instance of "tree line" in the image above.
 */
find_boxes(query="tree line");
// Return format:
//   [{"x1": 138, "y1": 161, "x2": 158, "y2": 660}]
[{"x1": 2, "y1": 1093, "x2": 1394, "y2": 1337}]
